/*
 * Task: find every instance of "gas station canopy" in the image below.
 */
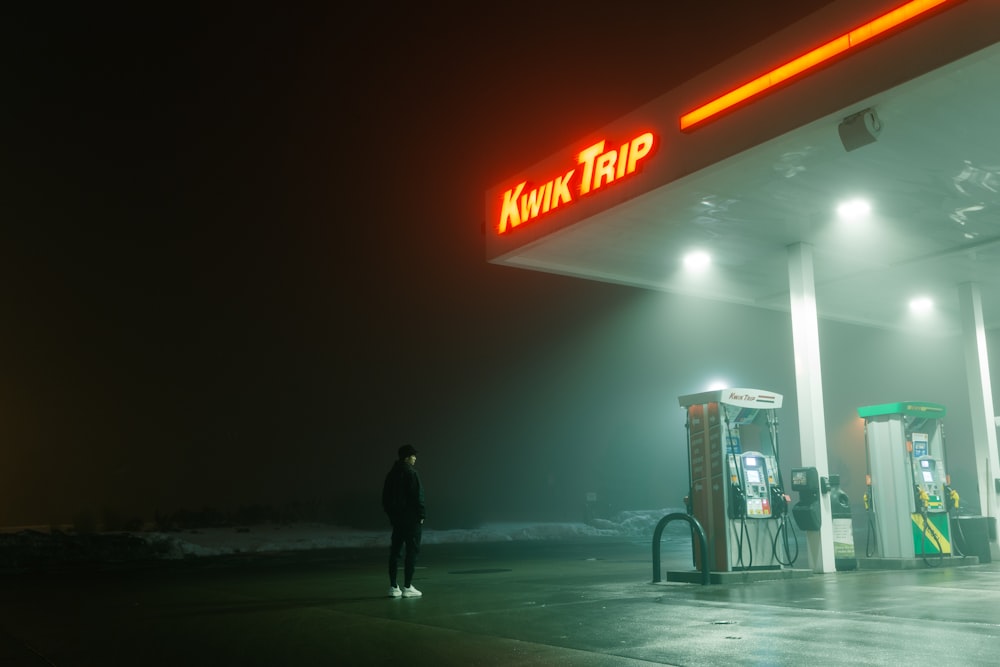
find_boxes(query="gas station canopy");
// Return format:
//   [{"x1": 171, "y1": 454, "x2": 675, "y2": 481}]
[{"x1": 485, "y1": 0, "x2": 1000, "y2": 335}]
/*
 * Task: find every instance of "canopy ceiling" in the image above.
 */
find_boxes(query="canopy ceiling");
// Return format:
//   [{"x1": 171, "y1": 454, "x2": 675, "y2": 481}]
[{"x1": 489, "y1": 1, "x2": 1000, "y2": 335}]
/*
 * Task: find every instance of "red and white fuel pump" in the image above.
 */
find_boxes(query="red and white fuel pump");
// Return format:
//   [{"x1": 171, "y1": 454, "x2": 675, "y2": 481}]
[{"x1": 679, "y1": 388, "x2": 798, "y2": 572}]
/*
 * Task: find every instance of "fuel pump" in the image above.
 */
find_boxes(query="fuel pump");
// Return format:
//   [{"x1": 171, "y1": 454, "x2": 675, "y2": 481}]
[
  {"x1": 728, "y1": 452, "x2": 775, "y2": 519},
  {"x1": 858, "y1": 401, "x2": 958, "y2": 564},
  {"x1": 725, "y1": 449, "x2": 779, "y2": 569},
  {"x1": 679, "y1": 388, "x2": 797, "y2": 573}
]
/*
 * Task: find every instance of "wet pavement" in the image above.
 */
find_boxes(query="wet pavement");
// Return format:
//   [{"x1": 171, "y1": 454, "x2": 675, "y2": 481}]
[{"x1": 0, "y1": 537, "x2": 998, "y2": 665}]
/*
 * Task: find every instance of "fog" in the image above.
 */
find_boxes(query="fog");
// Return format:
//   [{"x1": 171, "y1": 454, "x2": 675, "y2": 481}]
[
  {"x1": 5, "y1": 1, "x2": 996, "y2": 536},
  {"x1": 5, "y1": 264, "x2": 994, "y2": 534},
  {"x1": 337, "y1": 284, "x2": 997, "y2": 533}
]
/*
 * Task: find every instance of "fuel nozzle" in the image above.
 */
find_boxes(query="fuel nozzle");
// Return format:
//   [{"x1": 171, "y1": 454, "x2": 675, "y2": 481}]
[
  {"x1": 770, "y1": 485, "x2": 789, "y2": 516},
  {"x1": 915, "y1": 485, "x2": 930, "y2": 510},
  {"x1": 946, "y1": 485, "x2": 960, "y2": 511}
]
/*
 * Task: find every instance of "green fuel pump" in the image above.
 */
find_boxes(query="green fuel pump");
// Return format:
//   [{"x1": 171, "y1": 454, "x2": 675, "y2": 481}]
[{"x1": 859, "y1": 401, "x2": 956, "y2": 564}]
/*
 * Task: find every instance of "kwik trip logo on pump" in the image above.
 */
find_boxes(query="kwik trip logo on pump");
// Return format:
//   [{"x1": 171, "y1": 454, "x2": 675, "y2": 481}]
[{"x1": 497, "y1": 131, "x2": 656, "y2": 235}]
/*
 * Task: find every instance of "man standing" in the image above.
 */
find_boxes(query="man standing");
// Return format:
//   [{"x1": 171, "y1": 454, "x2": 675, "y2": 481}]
[{"x1": 382, "y1": 444, "x2": 425, "y2": 598}]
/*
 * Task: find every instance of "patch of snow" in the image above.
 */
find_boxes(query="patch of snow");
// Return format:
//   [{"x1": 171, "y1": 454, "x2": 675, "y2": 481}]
[{"x1": 151, "y1": 508, "x2": 686, "y2": 558}]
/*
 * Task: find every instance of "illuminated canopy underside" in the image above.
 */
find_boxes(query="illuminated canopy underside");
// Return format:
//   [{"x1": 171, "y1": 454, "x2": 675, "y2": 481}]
[{"x1": 487, "y1": 0, "x2": 1000, "y2": 334}]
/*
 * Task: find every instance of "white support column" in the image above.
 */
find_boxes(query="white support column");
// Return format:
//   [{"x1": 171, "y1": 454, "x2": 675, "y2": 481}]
[
  {"x1": 787, "y1": 243, "x2": 835, "y2": 573},
  {"x1": 958, "y1": 282, "x2": 1000, "y2": 550}
]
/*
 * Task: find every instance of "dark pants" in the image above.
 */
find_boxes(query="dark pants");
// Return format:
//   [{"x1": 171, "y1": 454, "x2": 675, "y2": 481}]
[{"x1": 388, "y1": 521, "x2": 421, "y2": 587}]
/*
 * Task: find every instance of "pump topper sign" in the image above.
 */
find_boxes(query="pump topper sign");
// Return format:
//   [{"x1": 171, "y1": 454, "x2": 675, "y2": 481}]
[
  {"x1": 496, "y1": 131, "x2": 656, "y2": 235},
  {"x1": 721, "y1": 388, "x2": 784, "y2": 409}
]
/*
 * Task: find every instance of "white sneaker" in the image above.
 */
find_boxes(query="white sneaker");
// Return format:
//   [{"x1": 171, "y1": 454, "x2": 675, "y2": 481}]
[
  {"x1": 388, "y1": 585, "x2": 402, "y2": 598},
  {"x1": 401, "y1": 585, "x2": 422, "y2": 598}
]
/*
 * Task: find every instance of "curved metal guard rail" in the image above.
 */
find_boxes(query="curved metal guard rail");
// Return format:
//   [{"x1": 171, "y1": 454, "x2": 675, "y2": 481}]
[{"x1": 652, "y1": 512, "x2": 710, "y2": 585}]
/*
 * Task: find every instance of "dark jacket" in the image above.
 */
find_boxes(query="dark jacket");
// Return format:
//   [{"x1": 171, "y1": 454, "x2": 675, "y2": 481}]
[{"x1": 382, "y1": 460, "x2": 425, "y2": 525}]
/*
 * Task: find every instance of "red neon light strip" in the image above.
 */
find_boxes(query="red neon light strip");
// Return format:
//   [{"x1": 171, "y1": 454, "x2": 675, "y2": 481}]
[{"x1": 679, "y1": 0, "x2": 956, "y2": 131}]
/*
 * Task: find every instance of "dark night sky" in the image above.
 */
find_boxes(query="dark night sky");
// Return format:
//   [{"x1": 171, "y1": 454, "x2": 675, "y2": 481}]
[{"x1": 0, "y1": 1, "x2": 901, "y2": 529}]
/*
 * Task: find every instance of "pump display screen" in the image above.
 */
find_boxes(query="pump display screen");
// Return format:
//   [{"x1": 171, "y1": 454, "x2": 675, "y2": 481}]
[
  {"x1": 922, "y1": 470, "x2": 933, "y2": 482},
  {"x1": 745, "y1": 456, "x2": 757, "y2": 467},
  {"x1": 921, "y1": 460, "x2": 930, "y2": 469},
  {"x1": 746, "y1": 469, "x2": 761, "y2": 484}
]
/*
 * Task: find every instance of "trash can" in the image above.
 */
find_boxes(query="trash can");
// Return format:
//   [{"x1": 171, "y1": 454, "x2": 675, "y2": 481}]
[
  {"x1": 954, "y1": 516, "x2": 994, "y2": 563},
  {"x1": 830, "y1": 475, "x2": 858, "y2": 571}
]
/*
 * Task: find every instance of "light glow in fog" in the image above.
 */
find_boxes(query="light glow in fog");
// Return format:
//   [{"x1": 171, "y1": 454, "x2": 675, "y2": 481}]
[
  {"x1": 683, "y1": 250, "x2": 712, "y2": 271},
  {"x1": 909, "y1": 296, "x2": 934, "y2": 314},
  {"x1": 836, "y1": 198, "x2": 871, "y2": 220}
]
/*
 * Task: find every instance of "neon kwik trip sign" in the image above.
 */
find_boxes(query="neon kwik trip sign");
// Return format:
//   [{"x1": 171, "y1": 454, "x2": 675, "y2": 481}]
[{"x1": 497, "y1": 131, "x2": 655, "y2": 235}]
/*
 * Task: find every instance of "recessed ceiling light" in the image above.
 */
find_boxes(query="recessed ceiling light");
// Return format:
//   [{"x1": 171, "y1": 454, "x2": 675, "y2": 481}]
[
  {"x1": 683, "y1": 250, "x2": 711, "y2": 271},
  {"x1": 909, "y1": 296, "x2": 933, "y2": 314},
  {"x1": 836, "y1": 198, "x2": 871, "y2": 220}
]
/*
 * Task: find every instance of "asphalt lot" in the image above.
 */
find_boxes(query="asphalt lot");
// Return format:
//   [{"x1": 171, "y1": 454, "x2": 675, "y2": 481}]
[{"x1": 1, "y1": 538, "x2": 999, "y2": 666}]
